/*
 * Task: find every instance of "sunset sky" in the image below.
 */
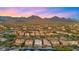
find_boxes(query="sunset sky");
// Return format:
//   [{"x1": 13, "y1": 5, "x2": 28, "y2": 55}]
[{"x1": 0, "y1": 7, "x2": 79, "y2": 18}]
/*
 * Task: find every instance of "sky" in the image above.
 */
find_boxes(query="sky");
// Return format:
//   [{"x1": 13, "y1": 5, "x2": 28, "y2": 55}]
[{"x1": 0, "y1": 7, "x2": 79, "y2": 19}]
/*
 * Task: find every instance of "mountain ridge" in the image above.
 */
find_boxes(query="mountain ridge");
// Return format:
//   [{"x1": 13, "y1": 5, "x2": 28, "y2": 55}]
[{"x1": 0, "y1": 15, "x2": 78, "y2": 23}]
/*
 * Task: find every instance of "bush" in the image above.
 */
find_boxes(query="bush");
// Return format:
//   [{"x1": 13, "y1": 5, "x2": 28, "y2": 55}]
[{"x1": 3, "y1": 34, "x2": 17, "y2": 41}]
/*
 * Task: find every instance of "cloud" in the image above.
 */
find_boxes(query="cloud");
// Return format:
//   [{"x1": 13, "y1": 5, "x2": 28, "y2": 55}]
[
  {"x1": 0, "y1": 9, "x2": 29, "y2": 17},
  {"x1": 0, "y1": 7, "x2": 47, "y2": 17}
]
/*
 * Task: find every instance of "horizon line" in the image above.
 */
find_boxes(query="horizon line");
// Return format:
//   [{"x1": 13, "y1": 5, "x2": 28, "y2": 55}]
[{"x1": 0, "y1": 15, "x2": 77, "y2": 19}]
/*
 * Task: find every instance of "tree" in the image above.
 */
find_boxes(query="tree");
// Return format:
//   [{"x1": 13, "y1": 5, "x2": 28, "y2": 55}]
[{"x1": 3, "y1": 34, "x2": 17, "y2": 41}]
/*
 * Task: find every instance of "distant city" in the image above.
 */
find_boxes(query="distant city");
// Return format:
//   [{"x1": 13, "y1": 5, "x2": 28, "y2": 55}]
[{"x1": 0, "y1": 7, "x2": 79, "y2": 51}]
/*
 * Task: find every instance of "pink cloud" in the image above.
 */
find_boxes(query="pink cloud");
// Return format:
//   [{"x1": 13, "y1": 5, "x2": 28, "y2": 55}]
[
  {"x1": 0, "y1": 7, "x2": 47, "y2": 17},
  {"x1": 0, "y1": 9, "x2": 31, "y2": 17}
]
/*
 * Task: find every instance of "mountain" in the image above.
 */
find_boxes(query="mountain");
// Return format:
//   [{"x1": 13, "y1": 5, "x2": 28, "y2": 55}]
[
  {"x1": 47, "y1": 16, "x2": 75, "y2": 22},
  {"x1": 0, "y1": 15, "x2": 78, "y2": 23},
  {"x1": 27, "y1": 15, "x2": 42, "y2": 20}
]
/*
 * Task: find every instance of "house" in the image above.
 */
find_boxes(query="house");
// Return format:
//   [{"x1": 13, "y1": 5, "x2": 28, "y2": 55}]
[
  {"x1": 43, "y1": 39, "x2": 51, "y2": 48},
  {"x1": 40, "y1": 31, "x2": 45, "y2": 36},
  {"x1": 59, "y1": 40, "x2": 70, "y2": 46},
  {"x1": 35, "y1": 31, "x2": 40, "y2": 36},
  {"x1": 25, "y1": 39, "x2": 33, "y2": 47},
  {"x1": 60, "y1": 40, "x2": 79, "y2": 46},
  {"x1": 30, "y1": 32, "x2": 35, "y2": 36},
  {"x1": 19, "y1": 31, "x2": 24, "y2": 36},
  {"x1": 15, "y1": 38, "x2": 24, "y2": 45},
  {"x1": 68, "y1": 41, "x2": 79, "y2": 46},
  {"x1": 34, "y1": 39, "x2": 42, "y2": 48},
  {"x1": 50, "y1": 40, "x2": 60, "y2": 47},
  {"x1": 24, "y1": 33, "x2": 30, "y2": 36}
]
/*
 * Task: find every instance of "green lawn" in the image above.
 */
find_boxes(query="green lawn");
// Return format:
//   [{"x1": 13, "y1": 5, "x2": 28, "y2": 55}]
[{"x1": 54, "y1": 46, "x2": 73, "y2": 51}]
